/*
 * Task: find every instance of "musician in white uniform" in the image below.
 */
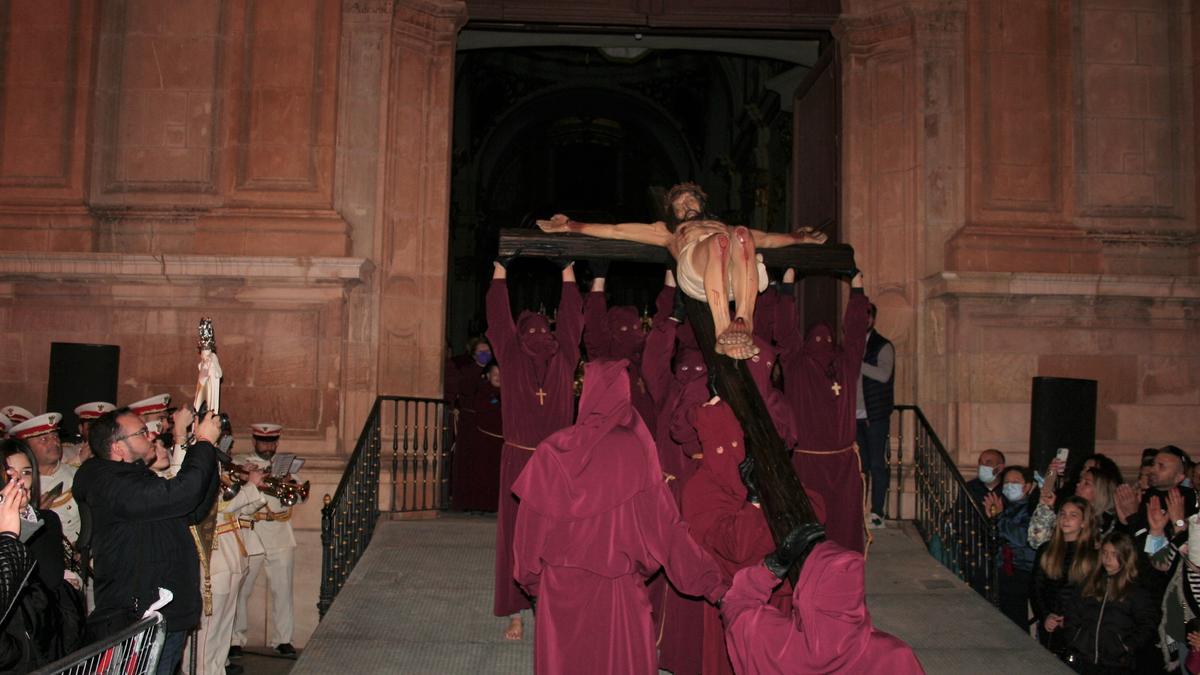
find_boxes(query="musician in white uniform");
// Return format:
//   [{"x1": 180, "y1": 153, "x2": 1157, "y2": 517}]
[{"x1": 231, "y1": 424, "x2": 307, "y2": 658}]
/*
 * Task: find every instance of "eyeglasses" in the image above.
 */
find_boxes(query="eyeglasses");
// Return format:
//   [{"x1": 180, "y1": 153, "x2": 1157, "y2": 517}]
[{"x1": 114, "y1": 427, "x2": 151, "y2": 442}]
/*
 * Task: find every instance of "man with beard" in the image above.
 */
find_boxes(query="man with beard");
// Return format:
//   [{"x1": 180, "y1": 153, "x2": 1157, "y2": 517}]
[
  {"x1": 776, "y1": 269, "x2": 870, "y2": 553},
  {"x1": 511, "y1": 360, "x2": 728, "y2": 675},
  {"x1": 232, "y1": 423, "x2": 307, "y2": 658},
  {"x1": 486, "y1": 257, "x2": 583, "y2": 641},
  {"x1": 582, "y1": 261, "x2": 655, "y2": 431},
  {"x1": 12, "y1": 412, "x2": 82, "y2": 546},
  {"x1": 537, "y1": 182, "x2": 826, "y2": 360}
]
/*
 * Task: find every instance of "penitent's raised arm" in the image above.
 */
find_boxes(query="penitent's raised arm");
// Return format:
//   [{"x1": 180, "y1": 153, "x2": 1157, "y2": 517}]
[
  {"x1": 537, "y1": 213, "x2": 672, "y2": 248},
  {"x1": 749, "y1": 227, "x2": 827, "y2": 249}
]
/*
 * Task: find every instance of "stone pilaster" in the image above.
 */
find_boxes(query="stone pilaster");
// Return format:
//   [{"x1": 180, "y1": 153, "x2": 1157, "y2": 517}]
[{"x1": 376, "y1": 0, "x2": 467, "y2": 398}]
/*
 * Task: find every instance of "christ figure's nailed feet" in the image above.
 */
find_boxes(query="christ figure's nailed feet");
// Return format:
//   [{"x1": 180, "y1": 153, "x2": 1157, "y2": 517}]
[{"x1": 716, "y1": 317, "x2": 758, "y2": 360}]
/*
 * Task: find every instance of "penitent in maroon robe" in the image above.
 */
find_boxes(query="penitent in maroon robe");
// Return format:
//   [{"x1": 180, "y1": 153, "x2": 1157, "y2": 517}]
[
  {"x1": 721, "y1": 542, "x2": 924, "y2": 675},
  {"x1": 486, "y1": 278, "x2": 582, "y2": 617},
  {"x1": 747, "y1": 335, "x2": 798, "y2": 449},
  {"x1": 451, "y1": 378, "x2": 503, "y2": 512},
  {"x1": 777, "y1": 289, "x2": 870, "y2": 553},
  {"x1": 447, "y1": 353, "x2": 488, "y2": 512},
  {"x1": 583, "y1": 291, "x2": 657, "y2": 432},
  {"x1": 683, "y1": 401, "x2": 828, "y2": 675},
  {"x1": 512, "y1": 360, "x2": 729, "y2": 675}
]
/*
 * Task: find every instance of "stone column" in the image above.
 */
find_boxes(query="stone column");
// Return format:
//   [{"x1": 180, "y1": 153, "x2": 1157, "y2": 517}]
[
  {"x1": 336, "y1": 0, "x2": 392, "y2": 449},
  {"x1": 376, "y1": 0, "x2": 467, "y2": 398}
]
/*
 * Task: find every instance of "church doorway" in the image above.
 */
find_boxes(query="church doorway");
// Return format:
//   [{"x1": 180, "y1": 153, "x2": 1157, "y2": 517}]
[{"x1": 445, "y1": 25, "x2": 840, "y2": 353}]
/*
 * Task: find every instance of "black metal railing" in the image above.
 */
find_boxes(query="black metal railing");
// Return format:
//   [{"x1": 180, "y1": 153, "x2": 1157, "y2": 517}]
[
  {"x1": 386, "y1": 397, "x2": 454, "y2": 513},
  {"x1": 894, "y1": 404, "x2": 999, "y2": 605},
  {"x1": 319, "y1": 395, "x2": 453, "y2": 618}
]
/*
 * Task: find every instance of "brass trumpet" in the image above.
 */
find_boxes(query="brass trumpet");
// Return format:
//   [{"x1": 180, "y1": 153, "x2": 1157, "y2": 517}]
[
  {"x1": 219, "y1": 461, "x2": 249, "y2": 501},
  {"x1": 261, "y1": 475, "x2": 310, "y2": 507},
  {"x1": 220, "y1": 462, "x2": 309, "y2": 506}
]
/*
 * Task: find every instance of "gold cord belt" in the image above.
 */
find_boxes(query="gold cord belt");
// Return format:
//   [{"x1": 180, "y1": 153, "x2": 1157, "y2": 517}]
[
  {"x1": 479, "y1": 428, "x2": 504, "y2": 440},
  {"x1": 504, "y1": 440, "x2": 538, "y2": 452},
  {"x1": 793, "y1": 442, "x2": 859, "y2": 456}
]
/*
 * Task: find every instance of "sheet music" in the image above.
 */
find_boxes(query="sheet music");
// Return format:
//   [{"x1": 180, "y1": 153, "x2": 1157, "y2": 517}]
[{"x1": 271, "y1": 453, "x2": 303, "y2": 477}]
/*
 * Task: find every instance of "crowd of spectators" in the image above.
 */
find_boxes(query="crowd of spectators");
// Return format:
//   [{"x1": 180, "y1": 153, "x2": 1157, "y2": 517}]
[
  {"x1": 972, "y1": 444, "x2": 1200, "y2": 674},
  {"x1": 0, "y1": 395, "x2": 308, "y2": 675}
]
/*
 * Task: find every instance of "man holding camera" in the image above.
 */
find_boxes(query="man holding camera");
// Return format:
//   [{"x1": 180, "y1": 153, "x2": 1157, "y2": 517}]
[{"x1": 74, "y1": 407, "x2": 221, "y2": 675}]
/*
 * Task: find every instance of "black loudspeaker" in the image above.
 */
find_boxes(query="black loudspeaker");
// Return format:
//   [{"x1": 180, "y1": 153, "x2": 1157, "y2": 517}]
[
  {"x1": 1029, "y1": 376, "x2": 1097, "y2": 480},
  {"x1": 46, "y1": 343, "x2": 120, "y2": 438}
]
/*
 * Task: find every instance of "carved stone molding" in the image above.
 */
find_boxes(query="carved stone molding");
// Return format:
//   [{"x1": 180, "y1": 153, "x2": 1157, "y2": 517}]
[
  {"x1": 0, "y1": 252, "x2": 371, "y2": 286},
  {"x1": 347, "y1": 0, "x2": 395, "y2": 14},
  {"x1": 926, "y1": 270, "x2": 1200, "y2": 302}
]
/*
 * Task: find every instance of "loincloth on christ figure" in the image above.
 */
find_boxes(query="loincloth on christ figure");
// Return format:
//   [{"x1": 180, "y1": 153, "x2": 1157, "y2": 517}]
[{"x1": 674, "y1": 227, "x2": 769, "y2": 301}]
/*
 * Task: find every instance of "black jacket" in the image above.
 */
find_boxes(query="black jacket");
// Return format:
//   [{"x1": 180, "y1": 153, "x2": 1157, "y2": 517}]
[
  {"x1": 74, "y1": 442, "x2": 219, "y2": 633},
  {"x1": 0, "y1": 534, "x2": 35, "y2": 672},
  {"x1": 1063, "y1": 578, "x2": 1161, "y2": 672},
  {"x1": 1032, "y1": 543, "x2": 1084, "y2": 655}
]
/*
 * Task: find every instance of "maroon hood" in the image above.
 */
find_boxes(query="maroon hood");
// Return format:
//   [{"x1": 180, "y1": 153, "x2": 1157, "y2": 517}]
[{"x1": 511, "y1": 360, "x2": 659, "y2": 520}]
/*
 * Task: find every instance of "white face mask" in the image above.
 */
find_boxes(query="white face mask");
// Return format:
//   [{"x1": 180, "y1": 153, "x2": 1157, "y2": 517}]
[
  {"x1": 1002, "y1": 482, "x2": 1026, "y2": 502},
  {"x1": 977, "y1": 465, "x2": 996, "y2": 484}
]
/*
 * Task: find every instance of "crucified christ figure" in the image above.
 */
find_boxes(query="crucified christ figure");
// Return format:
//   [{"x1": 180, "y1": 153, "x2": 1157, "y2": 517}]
[{"x1": 537, "y1": 182, "x2": 827, "y2": 360}]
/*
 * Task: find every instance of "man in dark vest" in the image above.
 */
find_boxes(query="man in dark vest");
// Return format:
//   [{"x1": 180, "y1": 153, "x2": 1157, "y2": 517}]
[{"x1": 857, "y1": 302, "x2": 894, "y2": 528}]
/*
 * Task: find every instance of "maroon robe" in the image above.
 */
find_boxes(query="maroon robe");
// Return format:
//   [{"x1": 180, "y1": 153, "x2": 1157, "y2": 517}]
[
  {"x1": 777, "y1": 290, "x2": 870, "y2": 553},
  {"x1": 683, "y1": 401, "x2": 828, "y2": 675},
  {"x1": 753, "y1": 287, "x2": 781, "y2": 345},
  {"x1": 512, "y1": 361, "x2": 728, "y2": 675},
  {"x1": 583, "y1": 291, "x2": 656, "y2": 431},
  {"x1": 446, "y1": 354, "x2": 487, "y2": 511},
  {"x1": 722, "y1": 543, "x2": 924, "y2": 675},
  {"x1": 747, "y1": 336, "x2": 798, "y2": 449},
  {"x1": 650, "y1": 343, "x2": 710, "y2": 674},
  {"x1": 451, "y1": 380, "x2": 503, "y2": 512},
  {"x1": 486, "y1": 278, "x2": 582, "y2": 616}
]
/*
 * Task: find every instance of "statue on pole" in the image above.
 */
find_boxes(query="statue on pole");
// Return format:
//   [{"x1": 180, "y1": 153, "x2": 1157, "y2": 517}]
[{"x1": 194, "y1": 317, "x2": 223, "y2": 414}]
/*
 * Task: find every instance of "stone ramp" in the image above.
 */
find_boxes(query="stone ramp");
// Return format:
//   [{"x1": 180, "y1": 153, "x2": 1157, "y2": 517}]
[
  {"x1": 296, "y1": 514, "x2": 1068, "y2": 674},
  {"x1": 866, "y1": 526, "x2": 1070, "y2": 673}
]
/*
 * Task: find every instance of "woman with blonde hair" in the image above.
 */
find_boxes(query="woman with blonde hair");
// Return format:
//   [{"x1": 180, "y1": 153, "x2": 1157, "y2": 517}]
[
  {"x1": 1061, "y1": 531, "x2": 1160, "y2": 672},
  {"x1": 1029, "y1": 467, "x2": 1119, "y2": 549},
  {"x1": 1032, "y1": 497, "x2": 1097, "y2": 657}
]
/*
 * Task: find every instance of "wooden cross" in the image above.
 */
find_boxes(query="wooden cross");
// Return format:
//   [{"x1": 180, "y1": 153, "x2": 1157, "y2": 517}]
[
  {"x1": 831, "y1": 381, "x2": 842, "y2": 397},
  {"x1": 535, "y1": 388, "x2": 547, "y2": 406},
  {"x1": 500, "y1": 227, "x2": 853, "y2": 578}
]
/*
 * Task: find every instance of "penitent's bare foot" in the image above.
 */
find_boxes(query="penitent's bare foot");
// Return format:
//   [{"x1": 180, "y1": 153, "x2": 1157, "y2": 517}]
[
  {"x1": 716, "y1": 317, "x2": 759, "y2": 360},
  {"x1": 504, "y1": 616, "x2": 524, "y2": 641}
]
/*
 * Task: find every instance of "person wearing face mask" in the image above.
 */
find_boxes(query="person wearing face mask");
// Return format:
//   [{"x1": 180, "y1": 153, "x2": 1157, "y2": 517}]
[
  {"x1": 966, "y1": 448, "x2": 1006, "y2": 504},
  {"x1": 583, "y1": 260, "x2": 656, "y2": 433},
  {"x1": 486, "y1": 257, "x2": 583, "y2": 641},
  {"x1": 681, "y1": 399, "x2": 828, "y2": 675},
  {"x1": 775, "y1": 269, "x2": 870, "y2": 554},
  {"x1": 450, "y1": 363, "x2": 504, "y2": 513},
  {"x1": 639, "y1": 272, "x2": 715, "y2": 675},
  {"x1": 983, "y1": 465, "x2": 1039, "y2": 629},
  {"x1": 446, "y1": 336, "x2": 493, "y2": 513}
]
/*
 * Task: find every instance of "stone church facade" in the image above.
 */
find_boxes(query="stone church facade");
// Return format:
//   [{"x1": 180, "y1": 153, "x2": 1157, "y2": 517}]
[{"x1": 0, "y1": 0, "x2": 1194, "y2": 645}]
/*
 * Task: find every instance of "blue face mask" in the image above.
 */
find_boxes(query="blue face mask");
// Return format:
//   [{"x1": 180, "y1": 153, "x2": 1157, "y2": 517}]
[
  {"x1": 977, "y1": 465, "x2": 996, "y2": 484},
  {"x1": 474, "y1": 350, "x2": 492, "y2": 367},
  {"x1": 1002, "y1": 482, "x2": 1026, "y2": 502}
]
